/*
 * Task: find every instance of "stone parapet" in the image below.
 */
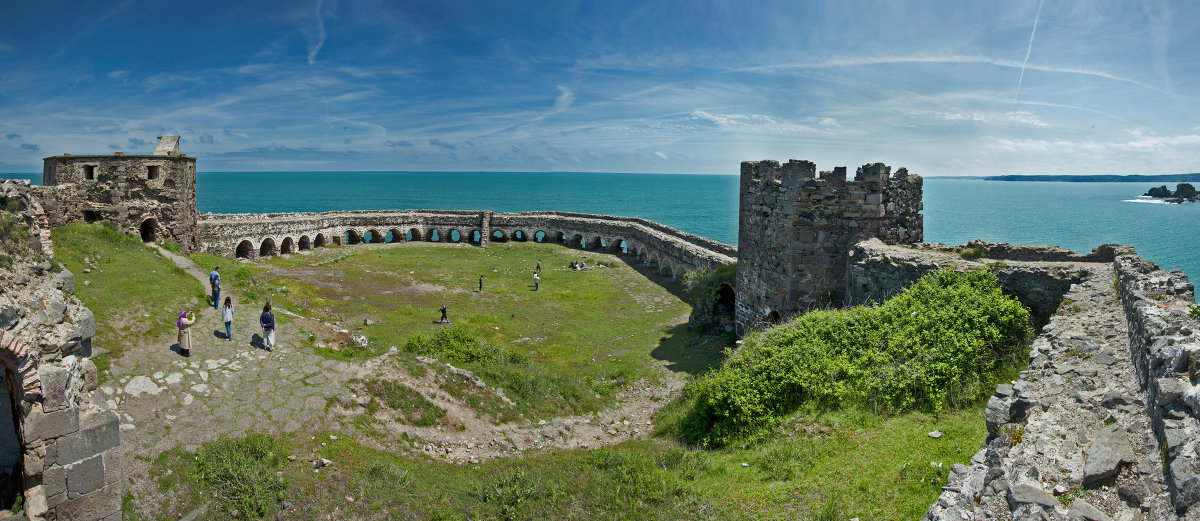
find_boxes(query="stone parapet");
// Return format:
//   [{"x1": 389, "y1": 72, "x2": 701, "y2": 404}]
[
  {"x1": 195, "y1": 209, "x2": 736, "y2": 280},
  {"x1": 1114, "y1": 247, "x2": 1200, "y2": 515}
]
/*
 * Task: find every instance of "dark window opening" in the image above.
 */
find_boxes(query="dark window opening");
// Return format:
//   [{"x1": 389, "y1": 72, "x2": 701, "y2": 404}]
[
  {"x1": 84, "y1": 165, "x2": 96, "y2": 181},
  {"x1": 82, "y1": 210, "x2": 98, "y2": 223},
  {"x1": 147, "y1": 165, "x2": 160, "y2": 180},
  {"x1": 139, "y1": 219, "x2": 156, "y2": 243}
]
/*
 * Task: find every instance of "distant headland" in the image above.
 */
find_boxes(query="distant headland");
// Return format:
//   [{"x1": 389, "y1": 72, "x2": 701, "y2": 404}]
[{"x1": 982, "y1": 173, "x2": 1200, "y2": 182}]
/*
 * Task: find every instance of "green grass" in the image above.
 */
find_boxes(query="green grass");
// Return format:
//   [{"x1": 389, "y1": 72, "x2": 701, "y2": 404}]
[
  {"x1": 224, "y1": 241, "x2": 726, "y2": 417},
  {"x1": 52, "y1": 223, "x2": 205, "y2": 374},
  {"x1": 361, "y1": 378, "x2": 447, "y2": 427},
  {"x1": 144, "y1": 409, "x2": 982, "y2": 520}
]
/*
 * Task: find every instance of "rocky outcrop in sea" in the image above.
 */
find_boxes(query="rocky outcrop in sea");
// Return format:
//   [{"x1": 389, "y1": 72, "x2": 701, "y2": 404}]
[{"x1": 1144, "y1": 183, "x2": 1198, "y2": 203}]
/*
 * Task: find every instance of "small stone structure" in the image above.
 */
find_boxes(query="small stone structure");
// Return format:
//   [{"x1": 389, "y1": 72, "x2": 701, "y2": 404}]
[
  {"x1": 734, "y1": 159, "x2": 922, "y2": 333},
  {"x1": 0, "y1": 180, "x2": 122, "y2": 520},
  {"x1": 40, "y1": 136, "x2": 198, "y2": 251}
]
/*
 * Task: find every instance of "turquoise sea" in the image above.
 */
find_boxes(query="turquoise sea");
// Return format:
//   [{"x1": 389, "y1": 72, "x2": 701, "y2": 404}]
[{"x1": 4, "y1": 171, "x2": 1197, "y2": 284}]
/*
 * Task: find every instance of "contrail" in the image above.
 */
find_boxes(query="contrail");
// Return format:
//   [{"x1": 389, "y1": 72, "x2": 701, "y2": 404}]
[{"x1": 1013, "y1": 0, "x2": 1044, "y2": 111}]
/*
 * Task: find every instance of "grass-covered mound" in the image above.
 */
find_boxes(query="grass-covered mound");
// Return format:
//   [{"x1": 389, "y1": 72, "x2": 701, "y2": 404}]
[{"x1": 666, "y1": 268, "x2": 1032, "y2": 447}]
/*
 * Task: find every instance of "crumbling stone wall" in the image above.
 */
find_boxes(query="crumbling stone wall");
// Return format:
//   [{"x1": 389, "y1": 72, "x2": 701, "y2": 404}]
[
  {"x1": 734, "y1": 159, "x2": 922, "y2": 333},
  {"x1": 1114, "y1": 248, "x2": 1200, "y2": 515},
  {"x1": 194, "y1": 209, "x2": 736, "y2": 279},
  {"x1": 40, "y1": 136, "x2": 198, "y2": 252},
  {"x1": 0, "y1": 180, "x2": 122, "y2": 520},
  {"x1": 846, "y1": 239, "x2": 1114, "y2": 322}
]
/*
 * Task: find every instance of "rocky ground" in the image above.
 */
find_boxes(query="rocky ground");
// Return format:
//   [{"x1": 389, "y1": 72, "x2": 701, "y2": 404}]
[{"x1": 928, "y1": 265, "x2": 1181, "y2": 520}]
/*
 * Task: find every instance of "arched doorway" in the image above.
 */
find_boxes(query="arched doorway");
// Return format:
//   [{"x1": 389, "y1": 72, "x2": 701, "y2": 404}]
[
  {"x1": 765, "y1": 310, "x2": 781, "y2": 325},
  {"x1": 714, "y1": 284, "x2": 735, "y2": 315},
  {"x1": 139, "y1": 218, "x2": 157, "y2": 243},
  {"x1": 534, "y1": 231, "x2": 547, "y2": 243},
  {"x1": 314, "y1": 234, "x2": 326, "y2": 248},
  {"x1": 449, "y1": 230, "x2": 462, "y2": 243},
  {"x1": 280, "y1": 237, "x2": 295, "y2": 254},
  {"x1": 298, "y1": 236, "x2": 311, "y2": 251},
  {"x1": 260, "y1": 238, "x2": 277, "y2": 257},
  {"x1": 0, "y1": 367, "x2": 22, "y2": 511},
  {"x1": 235, "y1": 240, "x2": 254, "y2": 259}
]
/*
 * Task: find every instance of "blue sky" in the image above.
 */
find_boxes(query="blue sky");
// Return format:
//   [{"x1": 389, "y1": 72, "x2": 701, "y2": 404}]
[{"x1": 0, "y1": 0, "x2": 1196, "y2": 175}]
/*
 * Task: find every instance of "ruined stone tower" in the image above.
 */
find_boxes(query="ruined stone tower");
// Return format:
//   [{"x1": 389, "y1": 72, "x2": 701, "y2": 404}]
[
  {"x1": 734, "y1": 159, "x2": 923, "y2": 333},
  {"x1": 41, "y1": 136, "x2": 198, "y2": 251}
]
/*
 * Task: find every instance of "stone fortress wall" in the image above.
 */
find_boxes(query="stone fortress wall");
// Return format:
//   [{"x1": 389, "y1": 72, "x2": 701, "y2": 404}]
[
  {"x1": 734, "y1": 159, "x2": 923, "y2": 333},
  {"x1": 0, "y1": 180, "x2": 123, "y2": 521},
  {"x1": 38, "y1": 136, "x2": 198, "y2": 252},
  {"x1": 18, "y1": 139, "x2": 1200, "y2": 518},
  {"x1": 194, "y1": 208, "x2": 736, "y2": 278}
]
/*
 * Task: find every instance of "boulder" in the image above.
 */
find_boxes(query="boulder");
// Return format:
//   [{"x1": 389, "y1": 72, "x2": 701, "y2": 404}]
[{"x1": 1082, "y1": 425, "x2": 1135, "y2": 484}]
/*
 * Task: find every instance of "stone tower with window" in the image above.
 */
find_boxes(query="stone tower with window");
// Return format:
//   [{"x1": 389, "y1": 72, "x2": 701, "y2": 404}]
[
  {"x1": 734, "y1": 159, "x2": 923, "y2": 333},
  {"x1": 41, "y1": 136, "x2": 199, "y2": 251}
]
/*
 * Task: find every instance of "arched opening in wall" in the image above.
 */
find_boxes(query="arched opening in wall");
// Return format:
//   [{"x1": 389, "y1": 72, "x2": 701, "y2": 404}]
[
  {"x1": 298, "y1": 236, "x2": 311, "y2": 251},
  {"x1": 616, "y1": 239, "x2": 629, "y2": 254},
  {"x1": 572, "y1": 234, "x2": 584, "y2": 248},
  {"x1": 429, "y1": 230, "x2": 441, "y2": 242},
  {"x1": 590, "y1": 237, "x2": 605, "y2": 249},
  {"x1": 492, "y1": 230, "x2": 506, "y2": 243},
  {"x1": 280, "y1": 237, "x2": 295, "y2": 254},
  {"x1": 139, "y1": 218, "x2": 157, "y2": 243},
  {"x1": 406, "y1": 229, "x2": 423, "y2": 242},
  {"x1": 314, "y1": 234, "x2": 326, "y2": 248},
  {"x1": 765, "y1": 310, "x2": 782, "y2": 326},
  {"x1": 512, "y1": 230, "x2": 526, "y2": 242},
  {"x1": 449, "y1": 230, "x2": 462, "y2": 243},
  {"x1": 534, "y1": 231, "x2": 547, "y2": 243},
  {"x1": 260, "y1": 238, "x2": 277, "y2": 257},
  {"x1": 235, "y1": 240, "x2": 254, "y2": 258},
  {"x1": 470, "y1": 230, "x2": 482, "y2": 245},
  {"x1": 367, "y1": 229, "x2": 385, "y2": 243},
  {"x1": 0, "y1": 366, "x2": 23, "y2": 511},
  {"x1": 386, "y1": 229, "x2": 402, "y2": 243},
  {"x1": 82, "y1": 210, "x2": 98, "y2": 223},
  {"x1": 344, "y1": 230, "x2": 362, "y2": 245},
  {"x1": 714, "y1": 283, "x2": 735, "y2": 315},
  {"x1": 555, "y1": 232, "x2": 567, "y2": 243}
]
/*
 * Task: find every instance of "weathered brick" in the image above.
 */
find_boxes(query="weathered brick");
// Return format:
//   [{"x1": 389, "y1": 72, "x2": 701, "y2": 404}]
[
  {"x1": 66, "y1": 453, "x2": 105, "y2": 498},
  {"x1": 57, "y1": 409, "x2": 118, "y2": 465}
]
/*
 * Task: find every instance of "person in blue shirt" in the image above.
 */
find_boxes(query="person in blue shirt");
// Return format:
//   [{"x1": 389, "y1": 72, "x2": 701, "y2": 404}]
[
  {"x1": 259, "y1": 302, "x2": 276, "y2": 351},
  {"x1": 209, "y1": 267, "x2": 221, "y2": 310}
]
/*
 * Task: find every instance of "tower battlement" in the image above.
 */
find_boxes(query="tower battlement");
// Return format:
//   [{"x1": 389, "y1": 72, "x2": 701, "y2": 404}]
[{"x1": 735, "y1": 159, "x2": 923, "y2": 333}]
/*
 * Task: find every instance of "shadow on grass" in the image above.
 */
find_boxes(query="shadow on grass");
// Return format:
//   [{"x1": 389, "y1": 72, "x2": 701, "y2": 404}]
[{"x1": 649, "y1": 323, "x2": 728, "y2": 377}]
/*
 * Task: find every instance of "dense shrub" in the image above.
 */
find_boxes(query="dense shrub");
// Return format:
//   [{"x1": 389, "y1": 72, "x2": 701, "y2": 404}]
[
  {"x1": 681, "y1": 263, "x2": 737, "y2": 330},
  {"x1": 670, "y1": 268, "x2": 1032, "y2": 447}
]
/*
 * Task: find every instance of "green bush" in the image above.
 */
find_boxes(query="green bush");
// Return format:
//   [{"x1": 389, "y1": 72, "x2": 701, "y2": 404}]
[
  {"x1": 670, "y1": 268, "x2": 1032, "y2": 447},
  {"x1": 191, "y1": 433, "x2": 288, "y2": 518}
]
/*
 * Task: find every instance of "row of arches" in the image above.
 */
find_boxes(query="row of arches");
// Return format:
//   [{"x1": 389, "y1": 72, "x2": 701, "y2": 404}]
[
  {"x1": 235, "y1": 233, "x2": 329, "y2": 259},
  {"x1": 228, "y1": 227, "x2": 682, "y2": 279}
]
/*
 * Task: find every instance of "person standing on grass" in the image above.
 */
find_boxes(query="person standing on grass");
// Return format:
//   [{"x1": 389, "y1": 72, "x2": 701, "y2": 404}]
[
  {"x1": 536, "y1": 260, "x2": 541, "y2": 273},
  {"x1": 479, "y1": 275, "x2": 484, "y2": 293},
  {"x1": 209, "y1": 267, "x2": 221, "y2": 310},
  {"x1": 177, "y1": 310, "x2": 195, "y2": 357},
  {"x1": 260, "y1": 302, "x2": 276, "y2": 351},
  {"x1": 221, "y1": 296, "x2": 234, "y2": 342},
  {"x1": 440, "y1": 304, "x2": 448, "y2": 323},
  {"x1": 533, "y1": 272, "x2": 539, "y2": 291}
]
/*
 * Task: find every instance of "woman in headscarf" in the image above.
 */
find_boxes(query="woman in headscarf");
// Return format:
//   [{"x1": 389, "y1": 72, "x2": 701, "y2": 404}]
[{"x1": 177, "y1": 309, "x2": 196, "y2": 357}]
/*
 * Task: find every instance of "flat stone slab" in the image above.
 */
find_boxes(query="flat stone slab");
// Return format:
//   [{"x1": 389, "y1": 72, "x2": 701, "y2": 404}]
[{"x1": 1083, "y1": 424, "x2": 1135, "y2": 484}]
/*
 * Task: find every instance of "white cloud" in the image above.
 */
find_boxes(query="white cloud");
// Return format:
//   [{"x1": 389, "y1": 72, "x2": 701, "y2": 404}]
[
  {"x1": 901, "y1": 109, "x2": 1048, "y2": 128},
  {"x1": 554, "y1": 86, "x2": 575, "y2": 112},
  {"x1": 654, "y1": 151, "x2": 668, "y2": 160}
]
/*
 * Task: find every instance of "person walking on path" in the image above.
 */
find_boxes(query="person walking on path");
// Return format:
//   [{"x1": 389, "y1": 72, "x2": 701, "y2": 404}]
[
  {"x1": 439, "y1": 304, "x2": 448, "y2": 323},
  {"x1": 533, "y1": 272, "x2": 539, "y2": 291},
  {"x1": 221, "y1": 296, "x2": 234, "y2": 342},
  {"x1": 479, "y1": 275, "x2": 483, "y2": 293},
  {"x1": 177, "y1": 310, "x2": 196, "y2": 357},
  {"x1": 209, "y1": 267, "x2": 221, "y2": 310},
  {"x1": 260, "y1": 303, "x2": 276, "y2": 351}
]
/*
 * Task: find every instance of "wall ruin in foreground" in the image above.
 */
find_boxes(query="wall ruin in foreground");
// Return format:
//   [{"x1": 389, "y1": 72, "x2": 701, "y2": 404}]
[{"x1": 0, "y1": 180, "x2": 123, "y2": 521}]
